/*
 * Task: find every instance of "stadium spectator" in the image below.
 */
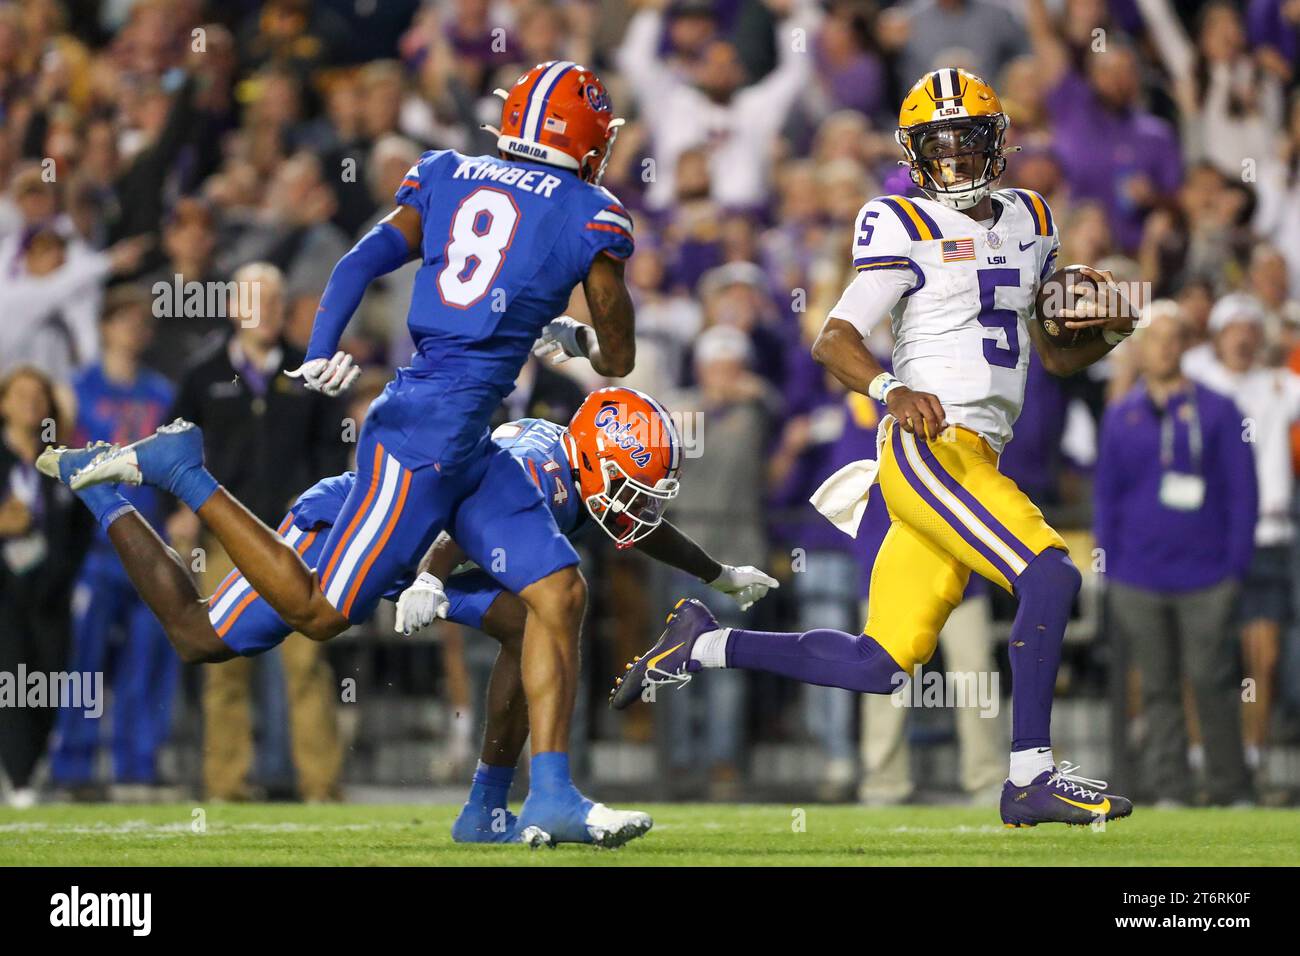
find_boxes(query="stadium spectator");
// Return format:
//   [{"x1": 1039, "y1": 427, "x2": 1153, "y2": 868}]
[
  {"x1": 884, "y1": 0, "x2": 1028, "y2": 91},
  {"x1": 617, "y1": 0, "x2": 816, "y2": 211},
  {"x1": 1186, "y1": 293, "x2": 1300, "y2": 790},
  {"x1": 0, "y1": 225, "x2": 148, "y2": 387},
  {"x1": 1028, "y1": 1, "x2": 1183, "y2": 252},
  {"x1": 169, "y1": 263, "x2": 347, "y2": 802},
  {"x1": 0, "y1": 365, "x2": 94, "y2": 808},
  {"x1": 142, "y1": 198, "x2": 225, "y2": 382},
  {"x1": 49, "y1": 286, "x2": 177, "y2": 800},
  {"x1": 662, "y1": 324, "x2": 773, "y2": 798},
  {"x1": 1095, "y1": 307, "x2": 1255, "y2": 805}
]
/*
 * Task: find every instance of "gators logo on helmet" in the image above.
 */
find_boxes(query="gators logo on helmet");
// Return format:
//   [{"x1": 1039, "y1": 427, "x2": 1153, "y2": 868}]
[
  {"x1": 565, "y1": 386, "x2": 681, "y2": 549},
  {"x1": 896, "y1": 68, "x2": 1013, "y2": 210}
]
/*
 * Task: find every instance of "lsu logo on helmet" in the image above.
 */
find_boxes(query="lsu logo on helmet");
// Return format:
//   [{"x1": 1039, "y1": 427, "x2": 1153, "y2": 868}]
[{"x1": 896, "y1": 68, "x2": 1013, "y2": 210}]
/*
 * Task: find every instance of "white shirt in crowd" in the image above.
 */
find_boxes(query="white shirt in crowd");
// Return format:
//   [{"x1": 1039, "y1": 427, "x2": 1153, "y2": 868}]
[
  {"x1": 617, "y1": 5, "x2": 816, "y2": 211},
  {"x1": 1187, "y1": 354, "x2": 1300, "y2": 547}
]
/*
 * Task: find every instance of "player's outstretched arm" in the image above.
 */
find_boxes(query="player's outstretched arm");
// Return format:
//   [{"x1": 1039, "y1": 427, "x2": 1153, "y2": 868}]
[
  {"x1": 1029, "y1": 265, "x2": 1135, "y2": 377},
  {"x1": 813, "y1": 317, "x2": 946, "y2": 437},
  {"x1": 581, "y1": 253, "x2": 636, "y2": 377},
  {"x1": 394, "y1": 532, "x2": 465, "y2": 635},
  {"x1": 290, "y1": 205, "x2": 422, "y2": 395},
  {"x1": 637, "y1": 519, "x2": 778, "y2": 611}
]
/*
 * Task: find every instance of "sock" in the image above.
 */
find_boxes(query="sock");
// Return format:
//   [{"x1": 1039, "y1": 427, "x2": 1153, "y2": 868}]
[
  {"x1": 529, "y1": 751, "x2": 578, "y2": 796},
  {"x1": 1010, "y1": 747, "x2": 1054, "y2": 786},
  {"x1": 76, "y1": 485, "x2": 136, "y2": 530},
  {"x1": 467, "y1": 761, "x2": 514, "y2": 809},
  {"x1": 690, "y1": 628, "x2": 731, "y2": 668},
  {"x1": 171, "y1": 466, "x2": 219, "y2": 513},
  {"x1": 726, "y1": 628, "x2": 906, "y2": 694},
  {"x1": 1008, "y1": 548, "x2": 1080, "y2": 751}
]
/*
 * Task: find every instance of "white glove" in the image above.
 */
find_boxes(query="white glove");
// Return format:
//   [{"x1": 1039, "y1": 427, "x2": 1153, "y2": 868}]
[
  {"x1": 531, "y1": 316, "x2": 593, "y2": 366},
  {"x1": 286, "y1": 350, "x2": 361, "y2": 397},
  {"x1": 709, "y1": 564, "x2": 780, "y2": 612},
  {"x1": 394, "y1": 572, "x2": 450, "y2": 636}
]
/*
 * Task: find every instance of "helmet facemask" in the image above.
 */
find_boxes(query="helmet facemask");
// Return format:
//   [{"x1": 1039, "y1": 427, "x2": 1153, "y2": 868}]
[
  {"x1": 898, "y1": 115, "x2": 1009, "y2": 210},
  {"x1": 584, "y1": 458, "x2": 680, "y2": 550}
]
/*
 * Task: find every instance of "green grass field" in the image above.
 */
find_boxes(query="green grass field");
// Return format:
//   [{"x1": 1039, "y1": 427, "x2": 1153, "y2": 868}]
[{"x1": 1, "y1": 803, "x2": 1297, "y2": 865}]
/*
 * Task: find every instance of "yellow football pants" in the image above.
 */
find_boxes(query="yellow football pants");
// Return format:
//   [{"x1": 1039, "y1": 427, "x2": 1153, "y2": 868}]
[{"x1": 866, "y1": 421, "x2": 1067, "y2": 672}]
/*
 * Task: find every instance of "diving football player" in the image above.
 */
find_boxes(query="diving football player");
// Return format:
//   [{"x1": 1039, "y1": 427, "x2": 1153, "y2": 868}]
[{"x1": 47, "y1": 62, "x2": 656, "y2": 847}]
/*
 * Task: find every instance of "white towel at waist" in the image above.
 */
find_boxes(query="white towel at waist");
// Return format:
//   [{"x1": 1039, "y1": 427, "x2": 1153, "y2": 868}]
[{"x1": 807, "y1": 417, "x2": 891, "y2": 538}]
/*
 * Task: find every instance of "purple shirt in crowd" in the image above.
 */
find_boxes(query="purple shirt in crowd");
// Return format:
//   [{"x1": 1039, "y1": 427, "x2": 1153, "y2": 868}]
[
  {"x1": 1248, "y1": 0, "x2": 1299, "y2": 65},
  {"x1": 1094, "y1": 382, "x2": 1257, "y2": 594},
  {"x1": 998, "y1": 350, "x2": 1071, "y2": 506},
  {"x1": 1047, "y1": 71, "x2": 1183, "y2": 252}
]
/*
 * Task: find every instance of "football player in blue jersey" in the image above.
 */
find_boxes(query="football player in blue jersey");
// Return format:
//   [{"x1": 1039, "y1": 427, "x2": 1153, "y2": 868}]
[
  {"x1": 44, "y1": 62, "x2": 708, "y2": 846},
  {"x1": 41, "y1": 386, "x2": 777, "y2": 841}
]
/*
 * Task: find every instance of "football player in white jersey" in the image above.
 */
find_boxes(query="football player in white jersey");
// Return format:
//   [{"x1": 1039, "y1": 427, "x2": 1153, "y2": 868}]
[{"x1": 613, "y1": 68, "x2": 1139, "y2": 827}]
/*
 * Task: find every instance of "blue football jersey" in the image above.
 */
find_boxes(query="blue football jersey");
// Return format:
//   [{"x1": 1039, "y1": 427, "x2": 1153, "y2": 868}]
[
  {"x1": 73, "y1": 364, "x2": 174, "y2": 534},
  {"x1": 395, "y1": 150, "x2": 634, "y2": 393},
  {"x1": 489, "y1": 417, "x2": 585, "y2": 536},
  {"x1": 292, "y1": 417, "x2": 585, "y2": 544}
]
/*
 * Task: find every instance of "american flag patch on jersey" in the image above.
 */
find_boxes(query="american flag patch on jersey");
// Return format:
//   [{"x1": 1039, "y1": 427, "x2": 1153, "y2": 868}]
[{"x1": 942, "y1": 238, "x2": 976, "y2": 261}]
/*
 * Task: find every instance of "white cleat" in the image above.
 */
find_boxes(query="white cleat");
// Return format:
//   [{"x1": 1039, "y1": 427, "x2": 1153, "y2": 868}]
[
  {"x1": 519, "y1": 825, "x2": 555, "y2": 849},
  {"x1": 68, "y1": 443, "x2": 144, "y2": 490},
  {"x1": 35, "y1": 441, "x2": 116, "y2": 482},
  {"x1": 583, "y1": 803, "x2": 653, "y2": 848}
]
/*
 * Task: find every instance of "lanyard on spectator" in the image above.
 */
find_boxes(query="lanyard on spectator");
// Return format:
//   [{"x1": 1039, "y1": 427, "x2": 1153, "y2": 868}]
[{"x1": 1160, "y1": 391, "x2": 1202, "y2": 474}]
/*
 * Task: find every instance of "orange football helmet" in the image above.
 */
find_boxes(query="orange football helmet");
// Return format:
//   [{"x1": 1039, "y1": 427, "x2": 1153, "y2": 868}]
[
  {"x1": 564, "y1": 387, "x2": 681, "y2": 549},
  {"x1": 486, "y1": 61, "x2": 624, "y2": 184}
]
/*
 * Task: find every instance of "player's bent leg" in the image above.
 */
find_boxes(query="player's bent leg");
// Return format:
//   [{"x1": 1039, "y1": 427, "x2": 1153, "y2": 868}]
[
  {"x1": 610, "y1": 522, "x2": 962, "y2": 708},
  {"x1": 454, "y1": 447, "x2": 651, "y2": 846},
  {"x1": 48, "y1": 420, "x2": 351, "y2": 642},
  {"x1": 37, "y1": 443, "x2": 235, "y2": 665},
  {"x1": 513, "y1": 569, "x2": 650, "y2": 847},
  {"x1": 442, "y1": 578, "x2": 528, "y2": 844},
  {"x1": 877, "y1": 422, "x2": 1131, "y2": 822},
  {"x1": 311, "y1": 437, "x2": 452, "y2": 639},
  {"x1": 204, "y1": 514, "x2": 326, "y2": 660}
]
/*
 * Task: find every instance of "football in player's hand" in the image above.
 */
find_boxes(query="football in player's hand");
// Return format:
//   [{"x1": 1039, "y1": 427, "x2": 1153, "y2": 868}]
[{"x1": 1035, "y1": 266, "x2": 1103, "y2": 349}]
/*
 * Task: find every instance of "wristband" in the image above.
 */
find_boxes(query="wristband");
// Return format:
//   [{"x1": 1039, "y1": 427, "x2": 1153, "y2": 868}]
[{"x1": 868, "y1": 373, "x2": 904, "y2": 402}]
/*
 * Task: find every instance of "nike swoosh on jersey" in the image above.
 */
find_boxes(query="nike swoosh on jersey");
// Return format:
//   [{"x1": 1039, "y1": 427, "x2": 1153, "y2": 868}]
[
  {"x1": 1019, "y1": 240, "x2": 1036, "y2": 251},
  {"x1": 1052, "y1": 794, "x2": 1111, "y2": 814}
]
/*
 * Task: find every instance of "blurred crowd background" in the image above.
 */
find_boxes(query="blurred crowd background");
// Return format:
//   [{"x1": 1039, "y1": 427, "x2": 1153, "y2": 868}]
[{"x1": 2, "y1": 0, "x2": 1300, "y2": 811}]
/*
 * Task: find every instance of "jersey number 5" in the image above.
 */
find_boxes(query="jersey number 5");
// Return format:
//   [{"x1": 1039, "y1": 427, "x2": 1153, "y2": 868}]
[
  {"x1": 977, "y1": 268, "x2": 1020, "y2": 369},
  {"x1": 438, "y1": 187, "x2": 521, "y2": 308}
]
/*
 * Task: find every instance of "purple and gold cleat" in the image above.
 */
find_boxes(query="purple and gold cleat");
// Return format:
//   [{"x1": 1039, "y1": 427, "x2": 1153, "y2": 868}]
[
  {"x1": 1000, "y1": 761, "x2": 1134, "y2": 827},
  {"x1": 609, "y1": 597, "x2": 718, "y2": 710}
]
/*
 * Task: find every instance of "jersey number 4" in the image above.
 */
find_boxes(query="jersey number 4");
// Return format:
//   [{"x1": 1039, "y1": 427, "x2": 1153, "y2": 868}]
[{"x1": 438, "y1": 188, "x2": 521, "y2": 308}]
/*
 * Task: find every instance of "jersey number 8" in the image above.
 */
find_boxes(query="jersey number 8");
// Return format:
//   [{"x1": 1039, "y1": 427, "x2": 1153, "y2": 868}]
[{"x1": 438, "y1": 188, "x2": 521, "y2": 308}]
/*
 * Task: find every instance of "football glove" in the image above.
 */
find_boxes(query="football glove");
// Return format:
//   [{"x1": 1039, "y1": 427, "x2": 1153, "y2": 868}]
[
  {"x1": 286, "y1": 350, "x2": 361, "y2": 397},
  {"x1": 394, "y1": 572, "x2": 450, "y2": 636},
  {"x1": 709, "y1": 564, "x2": 779, "y2": 611},
  {"x1": 531, "y1": 316, "x2": 593, "y2": 366}
]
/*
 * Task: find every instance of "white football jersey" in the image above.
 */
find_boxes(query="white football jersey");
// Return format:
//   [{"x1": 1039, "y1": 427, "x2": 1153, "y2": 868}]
[{"x1": 830, "y1": 190, "x2": 1060, "y2": 452}]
